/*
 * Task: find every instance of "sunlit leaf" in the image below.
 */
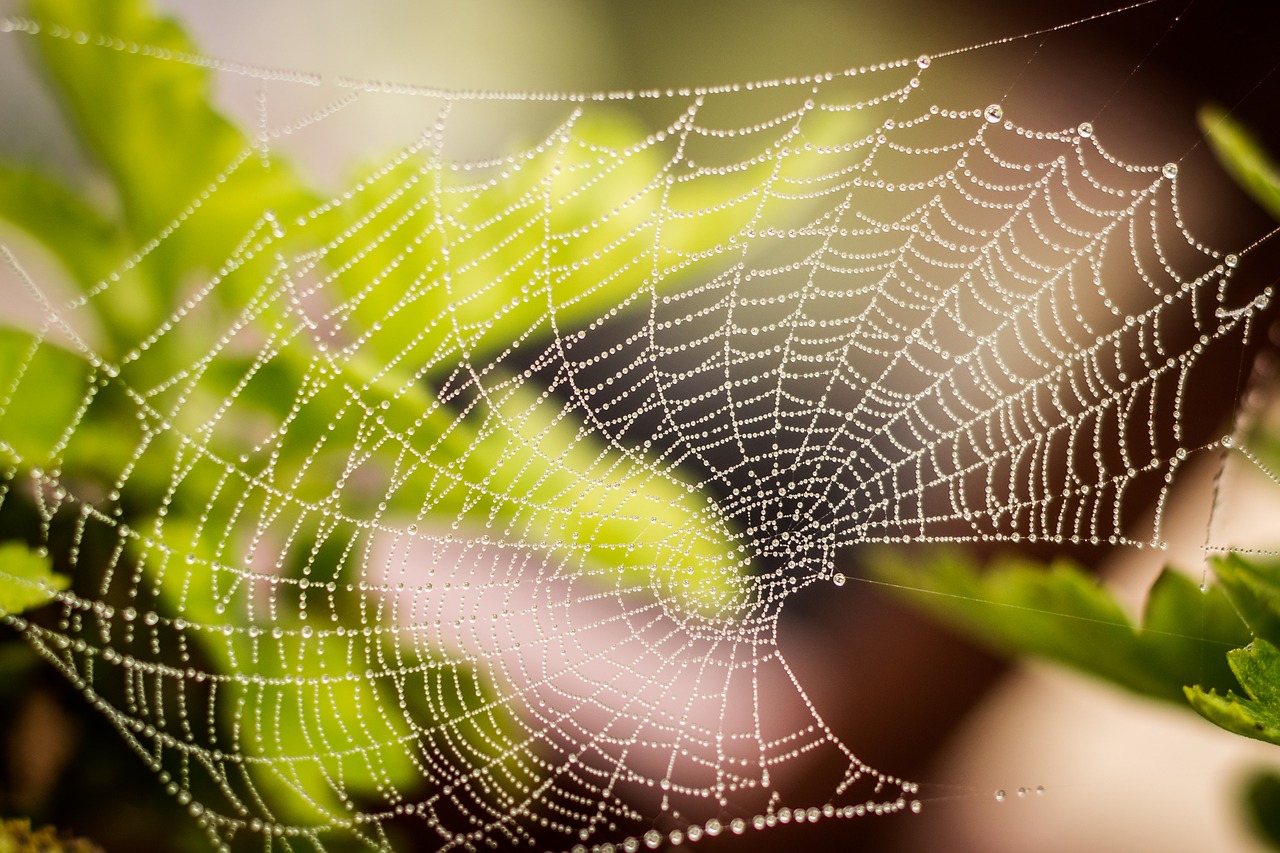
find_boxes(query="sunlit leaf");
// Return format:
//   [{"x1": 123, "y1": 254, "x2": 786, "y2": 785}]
[
  {"x1": 1201, "y1": 104, "x2": 1280, "y2": 224},
  {"x1": 0, "y1": 328, "x2": 90, "y2": 468},
  {"x1": 0, "y1": 541, "x2": 68, "y2": 617},
  {"x1": 1213, "y1": 553, "x2": 1280, "y2": 648},
  {"x1": 1186, "y1": 638, "x2": 1280, "y2": 747},
  {"x1": 867, "y1": 549, "x2": 1248, "y2": 704},
  {"x1": 26, "y1": 0, "x2": 318, "y2": 347},
  {"x1": 0, "y1": 163, "x2": 120, "y2": 289}
]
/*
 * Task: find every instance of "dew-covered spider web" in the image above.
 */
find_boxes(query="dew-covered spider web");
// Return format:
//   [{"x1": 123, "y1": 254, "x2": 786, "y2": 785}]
[{"x1": 1, "y1": 1, "x2": 1279, "y2": 851}]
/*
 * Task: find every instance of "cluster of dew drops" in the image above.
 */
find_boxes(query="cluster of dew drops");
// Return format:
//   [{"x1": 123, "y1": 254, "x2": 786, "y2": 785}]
[{"x1": 565, "y1": 790, "x2": 924, "y2": 853}]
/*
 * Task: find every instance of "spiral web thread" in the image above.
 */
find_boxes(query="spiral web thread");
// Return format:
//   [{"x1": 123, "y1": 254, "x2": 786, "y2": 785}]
[{"x1": 0, "y1": 7, "x2": 1275, "y2": 852}]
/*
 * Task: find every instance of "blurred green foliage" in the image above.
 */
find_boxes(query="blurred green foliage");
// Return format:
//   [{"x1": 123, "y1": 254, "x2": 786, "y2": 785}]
[
  {"x1": 0, "y1": 544, "x2": 67, "y2": 618},
  {"x1": 869, "y1": 550, "x2": 1250, "y2": 704},
  {"x1": 0, "y1": 0, "x2": 775, "y2": 844},
  {"x1": 1201, "y1": 105, "x2": 1280, "y2": 226},
  {"x1": 0, "y1": 817, "x2": 103, "y2": 852}
]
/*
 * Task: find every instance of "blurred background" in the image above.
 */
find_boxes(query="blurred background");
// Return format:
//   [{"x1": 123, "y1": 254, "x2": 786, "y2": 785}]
[{"x1": 4, "y1": 0, "x2": 1280, "y2": 850}]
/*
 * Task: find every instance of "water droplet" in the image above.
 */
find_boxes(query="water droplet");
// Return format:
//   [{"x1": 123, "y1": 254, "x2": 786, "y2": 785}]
[
  {"x1": 1225, "y1": 253, "x2": 1239, "y2": 269},
  {"x1": 832, "y1": 572, "x2": 846, "y2": 587},
  {"x1": 910, "y1": 800, "x2": 922, "y2": 813},
  {"x1": 1162, "y1": 162, "x2": 1179, "y2": 179},
  {"x1": 984, "y1": 104, "x2": 1003, "y2": 123},
  {"x1": 1077, "y1": 121, "x2": 1093, "y2": 138},
  {"x1": 994, "y1": 789, "x2": 1006, "y2": 802},
  {"x1": 916, "y1": 54, "x2": 931, "y2": 70}
]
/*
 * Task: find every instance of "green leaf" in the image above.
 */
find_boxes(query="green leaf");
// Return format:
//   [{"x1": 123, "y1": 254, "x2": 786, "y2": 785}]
[
  {"x1": 21, "y1": 0, "x2": 319, "y2": 348},
  {"x1": 12, "y1": 1, "x2": 749, "y2": 619},
  {"x1": 867, "y1": 549, "x2": 1249, "y2": 704},
  {"x1": 1185, "y1": 638, "x2": 1280, "y2": 746},
  {"x1": 0, "y1": 541, "x2": 68, "y2": 617},
  {"x1": 320, "y1": 103, "x2": 865, "y2": 387},
  {"x1": 1213, "y1": 553, "x2": 1280, "y2": 647},
  {"x1": 320, "y1": 110, "x2": 748, "y2": 382},
  {"x1": 137, "y1": 518, "x2": 524, "y2": 831},
  {"x1": 28, "y1": 0, "x2": 307, "y2": 235},
  {"x1": 0, "y1": 162, "x2": 121, "y2": 290},
  {"x1": 3, "y1": 0, "x2": 750, "y2": 837},
  {"x1": 0, "y1": 328, "x2": 91, "y2": 468},
  {"x1": 1200, "y1": 104, "x2": 1280, "y2": 224}
]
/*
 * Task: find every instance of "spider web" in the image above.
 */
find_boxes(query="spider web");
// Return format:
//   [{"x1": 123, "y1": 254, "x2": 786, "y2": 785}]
[{"x1": 0, "y1": 3, "x2": 1276, "y2": 852}]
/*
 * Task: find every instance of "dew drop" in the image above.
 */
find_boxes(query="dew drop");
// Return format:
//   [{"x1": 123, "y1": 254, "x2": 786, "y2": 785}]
[
  {"x1": 1225, "y1": 253, "x2": 1239, "y2": 269},
  {"x1": 831, "y1": 572, "x2": 846, "y2": 587},
  {"x1": 984, "y1": 104, "x2": 1003, "y2": 123},
  {"x1": 1077, "y1": 121, "x2": 1093, "y2": 138},
  {"x1": 1162, "y1": 162, "x2": 1179, "y2": 179},
  {"x1": 916, "y1": 54, "x2": 931, "y2": 70},
  {"x1": 994, "y1": 789, "x2": 1006, "y2": 802}
]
